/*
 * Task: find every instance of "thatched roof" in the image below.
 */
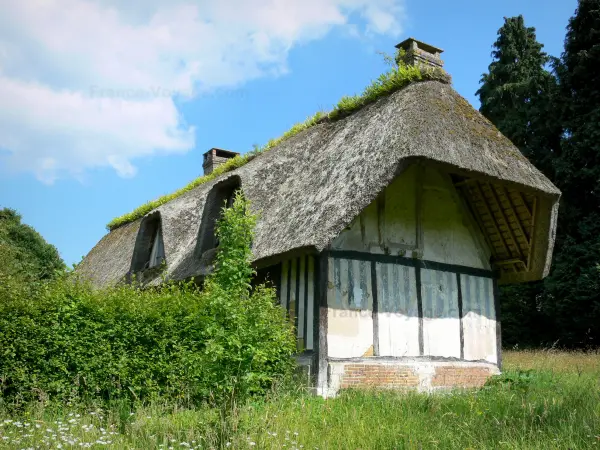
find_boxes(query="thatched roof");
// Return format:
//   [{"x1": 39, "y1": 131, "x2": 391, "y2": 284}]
[{"x1": 77, "y1": 80, "x2": 560, "y2": 287}]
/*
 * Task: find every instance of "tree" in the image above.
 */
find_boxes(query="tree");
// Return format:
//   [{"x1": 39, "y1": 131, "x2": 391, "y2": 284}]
[
  {"x1": 544, "y1": 0, "x2": 600, "y2": 347},
  {"x1": 476, "y1": 15, "x2": 562, "y2": 177},
  {"x1": 477, "y1": 16, "x2": 561, "y2": 346},
  {"x1": 0, "y1": 208, "x2": 65, "y2": 281}
]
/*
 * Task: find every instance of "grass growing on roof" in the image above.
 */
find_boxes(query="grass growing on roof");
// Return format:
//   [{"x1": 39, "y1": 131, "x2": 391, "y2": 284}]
[{"x1": 106, "y1": 58, "x2": 449, "y2": 231}]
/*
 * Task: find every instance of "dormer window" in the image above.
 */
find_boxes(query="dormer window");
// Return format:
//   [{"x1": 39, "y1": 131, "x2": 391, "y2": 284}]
[
  {"x1": 130, "y1": 212, "x2": 166, "y2": 274},
  {"x1": 197, "y1": 175, "x2": 241, "y2": 264},
  {"x1": 148, "y1": 225, "x2": 165, "y2": 268}
]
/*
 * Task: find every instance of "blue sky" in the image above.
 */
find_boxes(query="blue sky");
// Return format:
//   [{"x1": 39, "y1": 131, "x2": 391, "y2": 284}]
[{"x1": 0, "y1": 0, "x2": 577, "y2": 266}]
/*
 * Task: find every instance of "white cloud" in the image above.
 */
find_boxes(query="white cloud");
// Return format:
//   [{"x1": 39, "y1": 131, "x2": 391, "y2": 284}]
[{"x1": 0, "y1": 0, "x2": 405, "y2": 183}]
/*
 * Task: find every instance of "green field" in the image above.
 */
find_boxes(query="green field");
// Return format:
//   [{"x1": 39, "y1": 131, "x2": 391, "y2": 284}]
[{"x1": 1, "y1": 350, "x2": 599, "y2": 449}]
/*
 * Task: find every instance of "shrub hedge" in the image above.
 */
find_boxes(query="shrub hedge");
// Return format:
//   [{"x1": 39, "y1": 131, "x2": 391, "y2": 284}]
[{"x1": 0, "y1": 194, "x2": 296, "y2": 406}]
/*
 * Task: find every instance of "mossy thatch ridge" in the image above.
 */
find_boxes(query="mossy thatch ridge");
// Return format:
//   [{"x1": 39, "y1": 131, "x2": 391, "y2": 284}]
[
  {"x1": 78, "y1": 77, "x2": 560, "y2": 289},
  {"x1": 107, "y1": 63, "x2": 450, "y2": 231}
]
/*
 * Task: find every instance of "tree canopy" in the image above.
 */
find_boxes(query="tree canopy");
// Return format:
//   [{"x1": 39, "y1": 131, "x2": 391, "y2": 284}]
[{"x1": 478, "y1": 4, "x2": 600, "y2": 348}]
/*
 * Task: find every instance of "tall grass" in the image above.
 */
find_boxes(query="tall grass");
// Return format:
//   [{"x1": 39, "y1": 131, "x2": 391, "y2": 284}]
[{"x1": 1, "y1": 351, "x2": 599, "y2": 449}]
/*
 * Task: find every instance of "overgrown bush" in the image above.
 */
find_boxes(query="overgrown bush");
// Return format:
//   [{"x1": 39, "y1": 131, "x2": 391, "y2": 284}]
[
  {"x1": 0, "y1": 194, "x2": 296, "y2": 407},
  {"x1": 0, "y1": 208, "x2": 65, "y2": 281}
]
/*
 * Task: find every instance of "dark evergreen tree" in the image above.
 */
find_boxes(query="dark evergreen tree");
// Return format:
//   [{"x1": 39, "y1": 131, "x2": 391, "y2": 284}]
[
  {"x1": 0, "y1": 208, "x2": 65, "y2": 281},
  {"x1": 477, "y1": 16, "x2": 561, "y2": 346},
  {"x1": 544, "y1": 0, "x2": 600, "y2": 347},
  {"x1": 477, "y1": 15, "x2": 562, "y2": 177}
]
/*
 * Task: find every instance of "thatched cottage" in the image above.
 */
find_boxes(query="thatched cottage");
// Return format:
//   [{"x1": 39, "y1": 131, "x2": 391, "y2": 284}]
[{"x1": 78, "y1": 39, "x2": 560, "y2": 396}]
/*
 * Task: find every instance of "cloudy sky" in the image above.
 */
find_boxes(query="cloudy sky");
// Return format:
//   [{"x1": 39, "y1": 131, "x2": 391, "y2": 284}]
[{"x1": 0, "y1": 0, "x2": 576, "y2": 265}]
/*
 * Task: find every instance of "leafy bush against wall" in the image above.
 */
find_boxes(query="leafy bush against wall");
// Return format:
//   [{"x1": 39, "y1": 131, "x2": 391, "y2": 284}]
[{"x1": 0, "y1": 194, "x2": 296, "y2": 406}]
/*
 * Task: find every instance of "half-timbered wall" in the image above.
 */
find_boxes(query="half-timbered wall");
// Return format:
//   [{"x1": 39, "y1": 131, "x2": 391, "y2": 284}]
[
  {"x1": 326, "y1": 257, "x2": 374, "y2": 358},
  {"x1": 327, "y1": 164, "x2": 498, "y2": 364},
  {"x1": 326, "y1": 253, "x2": 498, "y2": 364},
  {"x1": 333, "y1": 164, "x2": 491, "y2": 269}
]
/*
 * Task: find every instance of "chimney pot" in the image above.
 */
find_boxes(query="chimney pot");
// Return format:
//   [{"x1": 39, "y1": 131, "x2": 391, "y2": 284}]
[
  {"x1": 202, "y1": 148, "x2": 239, "y2": 175},
  {"x1": 395, "y1": 37, "x2": 444, "y2": 69}
]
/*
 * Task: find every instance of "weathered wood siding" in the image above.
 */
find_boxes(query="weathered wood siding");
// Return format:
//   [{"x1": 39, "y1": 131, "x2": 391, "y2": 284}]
[
  {"x1": 279, "y1": 256, "x2": 315, "y2": 351},
  {"x1": 333, "y1": 164, "x2": 491, "y2": 270},
  {"x1": 326, "y1": 163, "x2": 498, "y2": 364},
  {"x1": 461, "y1": 274, "x2": 497, "y2": 363},
  {"x1": 376, "y1": 262, "x2": 419, "y2": 357},
  {"x1": 326, "y1": 254, "x2": 497, "y2": 363},
  {"x1": 326, "y1": 257, "x2": 374, "y2": 358},
  {"x1": 421, "y1": 268, "x2": 461, "y2": 358}
]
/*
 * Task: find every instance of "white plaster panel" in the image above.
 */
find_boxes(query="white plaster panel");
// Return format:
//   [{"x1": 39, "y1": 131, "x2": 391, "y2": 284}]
[
  {"x1": 332, "y1": 166, "x2": 418, "y2": 255},
  {"x1": 461, "y1": 274, "x2": 497, "y2": 363},
  {"x1": 376, "y1": 262, "x2": 420, "y2": 357},
  {"x1": 384, "y1": 165, "x2": 417, "y2": 249},
  {"x1": 421, "y1": 268, "x2": 461, "y2": 358},
  {"x1": 327, "y1": 256, "x2": 374, "y2": 358}
]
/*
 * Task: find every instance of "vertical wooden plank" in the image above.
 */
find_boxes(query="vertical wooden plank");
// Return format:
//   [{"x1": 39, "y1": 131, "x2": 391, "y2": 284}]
[
  {"x1": 457, "y1": 272, "x2": 464, "y2": 360},
  {"x1": 371, "y1": 260, "x2": 379, "y2": 356},
  {"x1": 416, "y1": 264, "x2": 424, "y2": 356},
  {"x1": 307, "y1": 256, "x2": 314, "y2": 351},
  {"x1": 280, "y1": 260, "x2": 289, "y2": 312},
  {"x1": 317, "y1": 252, "x2": 329, "y2": 393},
  {"x1": 339, "y1": 258, "x2": 349, "y2": 308},
  {"x1": 333, "y1": 257, "x2": 341, "y2": 308},
  {"x1": 297, "y1": 257, "x2": 305, "y2": 347},
  {"x1": 289, "y1": 258, "x2": 297, "y2": 325},
  {"x1": 358, "y1": 259, "x2": 368, "y2": 310},
  {"x1": 493, "y1": 277, "x2": 502, "y2": 370},
  {"x1": 303, "y1": 256, "x2": 309, "y2": 350}
]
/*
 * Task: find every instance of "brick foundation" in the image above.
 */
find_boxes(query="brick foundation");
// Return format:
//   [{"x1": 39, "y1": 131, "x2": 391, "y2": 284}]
[
  {"x1": 341, "y1": 364, "x2": 419, "y2": 389},
  {"x1": 323, "y1": 359, "x2": 499, "y2": 396},
  {"x1": 431, "y1": 366, "x2": 491, "y2": 387}
]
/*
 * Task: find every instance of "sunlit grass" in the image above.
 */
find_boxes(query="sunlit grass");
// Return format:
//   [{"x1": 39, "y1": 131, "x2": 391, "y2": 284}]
[
  {"x1": 2, "y1": 350, "x2": 599, "y2": 449},
  {"x1": 504, "y1": 348, "x2": 600, "y2": 375}
]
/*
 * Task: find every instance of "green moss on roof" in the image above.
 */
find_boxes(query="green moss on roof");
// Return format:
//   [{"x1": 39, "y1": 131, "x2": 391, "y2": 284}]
[{"x1": 107, "y1": 62, "x2": 450, "y2": 231}]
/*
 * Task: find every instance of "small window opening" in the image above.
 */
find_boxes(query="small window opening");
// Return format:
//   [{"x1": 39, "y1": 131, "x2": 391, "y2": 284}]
[
  {"x1": 130, "y1": 212, "x2": 166, "y2": 274},
  {"x1": 197, "y1": 175, "x2": 242, "y2": 260},
  {"x1": 148, "y1": 225, "x2": 165, "y2": 269}
]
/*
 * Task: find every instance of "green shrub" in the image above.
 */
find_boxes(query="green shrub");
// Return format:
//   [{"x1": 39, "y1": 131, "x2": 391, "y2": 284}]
[
  {"x1": 0, "y1": 208, "x2": 65, "y2": 281},
  {"x1": 0, "y1": 194, "x2": 296, "y2": 407}
]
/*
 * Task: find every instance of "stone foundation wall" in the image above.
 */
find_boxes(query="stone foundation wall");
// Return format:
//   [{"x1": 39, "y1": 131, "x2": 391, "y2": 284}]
[{"x1": 320, "y1": 358, "x2": 498, "y2": 397}]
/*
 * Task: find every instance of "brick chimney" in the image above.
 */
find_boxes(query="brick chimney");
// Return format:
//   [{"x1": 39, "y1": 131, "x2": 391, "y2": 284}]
[
  {"x1": 395, "y1": 38, "x2": 444, "y2": 69},
  {"x1": 202, "y1": 148, "x2": 240, "y2": 175}
]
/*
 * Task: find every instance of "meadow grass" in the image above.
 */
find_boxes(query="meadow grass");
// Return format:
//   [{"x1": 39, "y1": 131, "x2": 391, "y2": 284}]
[{"x1": 1, "y1": 350, "x2": 599, "y2": 449}]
